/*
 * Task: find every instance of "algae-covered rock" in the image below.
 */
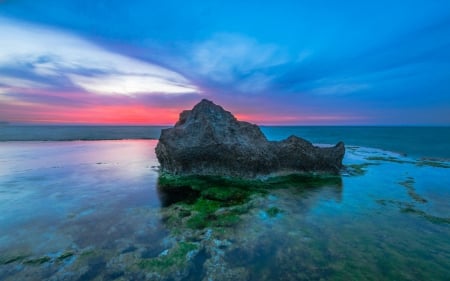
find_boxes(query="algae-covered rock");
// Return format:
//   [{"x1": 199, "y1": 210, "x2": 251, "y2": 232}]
[
  {"x1": 137, "y1": 242, "x2": 200, "y2": 281},
  {"x1": 156, "y1": 99, "x2": 345, "y2": 178}
]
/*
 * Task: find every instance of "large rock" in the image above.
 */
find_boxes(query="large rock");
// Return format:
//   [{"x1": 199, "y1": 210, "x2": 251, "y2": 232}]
[{"x1": 156, "y1": 99, "x2": 345, "y2": 178}]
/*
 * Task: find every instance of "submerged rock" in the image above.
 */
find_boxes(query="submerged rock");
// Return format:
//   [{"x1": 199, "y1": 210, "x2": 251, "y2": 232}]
[{"x1": 156, "y1": 99, "x2": 345, "y2": 177}]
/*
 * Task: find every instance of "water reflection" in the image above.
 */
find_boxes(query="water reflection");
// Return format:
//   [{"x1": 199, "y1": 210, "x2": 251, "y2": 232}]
[
  {"x1": 156, "y1": 174, "x2": 343, "y2": 208},
  {"x1": 1, "y1": 141, "x2": 449, "y2": 281},
  {"x1": 152, "y1": 173, "x2": 345, "y2": 280},
  {"x1": 0, "y1": 141, "x2": 165, "y2": 267},
  {"x1": 155, "y1": 173, "x2": 344, "y2": 232},
  {"x1": 157, "y1": 179, "x2": 200, "y2": 207}
]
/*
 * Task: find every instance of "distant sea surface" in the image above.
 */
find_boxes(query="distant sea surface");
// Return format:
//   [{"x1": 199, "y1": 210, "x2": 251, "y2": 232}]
[
  {"x1": 261, "y1": 126, "x2": 450, "y2": 159},
  {"x1": 0, "y1": 125, "x2": 166, "y2": 141},
  {"x1": 1, "y1": 125, "x2": 449, "y2": 159}
]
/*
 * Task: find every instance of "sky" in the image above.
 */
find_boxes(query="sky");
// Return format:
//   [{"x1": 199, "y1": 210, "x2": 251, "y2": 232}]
[{"x1": 0, "y1": 0, "x2": 449, "y2": 125}]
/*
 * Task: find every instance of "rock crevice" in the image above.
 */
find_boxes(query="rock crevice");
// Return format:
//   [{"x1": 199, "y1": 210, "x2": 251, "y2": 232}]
[{"x1": 156, "y1": 99, "x2": 345, "y2": 177}]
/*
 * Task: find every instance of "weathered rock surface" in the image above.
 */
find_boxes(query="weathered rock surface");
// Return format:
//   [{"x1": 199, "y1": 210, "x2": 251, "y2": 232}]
[{"x1": 156, "y1": 99, "x2": 345, "y2": 177}]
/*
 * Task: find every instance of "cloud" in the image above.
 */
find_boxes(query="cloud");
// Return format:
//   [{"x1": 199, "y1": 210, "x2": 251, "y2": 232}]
[
  {"x1": 68, "y1": 74, "x2": 197, "y2": 96},
  {"x1": 0, "y1": 76, "x2": 50, "y2": 89},
  {"x1": 235, "y1": 73, "x2": 274, "y2": 93},
  {"x1": 310, "y1": 83, "x2": 369, "y2": 96},
  {"x1": 188, "y1": 33, "x2": 290, "y2": 93},
  {"x1": 0, "y1": 17, "x2": 198, "y2": 96}
]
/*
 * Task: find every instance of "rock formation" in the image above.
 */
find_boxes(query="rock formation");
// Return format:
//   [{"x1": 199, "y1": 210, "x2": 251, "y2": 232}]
[{"x1": 156, "y1": 99, "x2": 345, "y2": 177}]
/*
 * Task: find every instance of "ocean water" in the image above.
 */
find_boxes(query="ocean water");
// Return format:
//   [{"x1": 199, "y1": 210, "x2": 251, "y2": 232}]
[
  {"x1": 261, "y1": 126, "x2": 450, "y2": 159},
  {"x1": 0, "y1": 127, "x2": 449, "y2": 280},
  {"x1": 0, "y1": 125, "x2": 166, "y2": 141},
  {"x1": 2, "y1": 125, "x2": 450, "y2": 159}
]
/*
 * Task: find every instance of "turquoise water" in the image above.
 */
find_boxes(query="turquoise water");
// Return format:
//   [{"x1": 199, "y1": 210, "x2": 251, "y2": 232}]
[
  {"x1": 261, "y1": 126, "x2": 450, "y2": 159},
  {"x1": 0, "y1": 129, "x2": 449, "y2": 280}
]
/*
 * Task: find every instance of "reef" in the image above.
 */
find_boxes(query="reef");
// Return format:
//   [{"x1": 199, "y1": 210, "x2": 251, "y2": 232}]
[{"x1": 156, "y1": 99, "x2": 345, "y2": 178}]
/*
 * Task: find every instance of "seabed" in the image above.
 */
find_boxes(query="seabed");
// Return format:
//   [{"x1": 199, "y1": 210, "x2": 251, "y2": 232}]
[{"x1": 0, "y1": 140, "x2": 449, "y2": 280}]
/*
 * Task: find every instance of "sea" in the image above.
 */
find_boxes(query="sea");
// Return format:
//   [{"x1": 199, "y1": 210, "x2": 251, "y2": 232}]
[{"x1": 0, "y1": 125, "x2": 449, "y2": 280}]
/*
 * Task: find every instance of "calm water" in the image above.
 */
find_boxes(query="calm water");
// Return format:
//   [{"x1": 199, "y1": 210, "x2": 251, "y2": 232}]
[
  {"x1": 261, "y1": 126, "x2": 450, "y2": 159},
  {"x1": 0, "y1": 126, "x2": 166, "y2": 141},
  {"x1": 0, "y1": 127, "x2": 449, "y2": 280},
  {"x1": 2, "y1": 125, "x2": 450, "y2": 158}
]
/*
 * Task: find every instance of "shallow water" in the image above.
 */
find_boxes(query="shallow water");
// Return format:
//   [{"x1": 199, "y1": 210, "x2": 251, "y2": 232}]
[{"x1": 0, "y1": 140, "x2": 449, "y2": 280}]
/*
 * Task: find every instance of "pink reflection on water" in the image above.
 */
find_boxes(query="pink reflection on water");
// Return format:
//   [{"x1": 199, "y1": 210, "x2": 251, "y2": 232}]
[{"x1": 0, "y1": 140, "x2": 159, "y2": 177}]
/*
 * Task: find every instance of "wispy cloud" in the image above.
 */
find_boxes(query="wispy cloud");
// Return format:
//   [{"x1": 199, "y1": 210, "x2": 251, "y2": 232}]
[
  {"x1": 0, "y1": 17, "x2": 198, "y2": 96},
  {"x1": 188, "y1": 33, "x2": 290, "y2": 93},
  {"x1": 310, "y1": 83, "x2": 369, "y2": 96},
  {"x1": 0, "y1": 76, "x2": 50, "y2": 89},
  {"x1": 68, "y1": 74, "x2": 197, "y2": 96}
]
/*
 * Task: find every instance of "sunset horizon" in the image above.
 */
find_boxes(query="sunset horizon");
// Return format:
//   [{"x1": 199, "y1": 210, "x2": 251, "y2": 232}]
[{"x1": 1, "y1": 1, "x2": 449, "y2": 126}]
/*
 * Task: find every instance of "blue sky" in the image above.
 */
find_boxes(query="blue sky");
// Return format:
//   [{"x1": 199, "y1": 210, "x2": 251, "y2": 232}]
[{"x1": 0, "y1": 0, "x2": 449, "y2": 124}]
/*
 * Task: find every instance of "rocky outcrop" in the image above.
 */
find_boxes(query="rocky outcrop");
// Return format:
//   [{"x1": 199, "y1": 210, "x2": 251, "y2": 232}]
[{"x1": 156, "y1": 99, "x2": 345, "y2": 178}]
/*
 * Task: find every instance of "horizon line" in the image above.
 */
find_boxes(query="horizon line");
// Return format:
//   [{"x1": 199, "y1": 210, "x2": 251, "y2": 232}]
[{"x1": 4, "y1": 123, "x2": 450, "y2": 127}]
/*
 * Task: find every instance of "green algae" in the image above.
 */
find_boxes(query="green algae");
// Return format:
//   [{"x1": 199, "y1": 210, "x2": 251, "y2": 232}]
[
  {"x1": 266, "y1": 207, "x2": 282, "y2": 217},
  {"x1": 376, "y1": 199, "x2": 449, "y2": 225},
  {"x1": 213, "y1": 212, "x2": 241, "y2": 227},
  {"x1": 185, "y1": 198, "x2": 245, "y2": 229},
  {"x1": 346, "y1": 163, "x2": 368, "y2": 176},
  {"x1": 6, "y1": 252, "x2": 73, "y2": 267},
  {"x1": 398, "y1": 177, "x2": 427, "y2": 203},
  {"x1": 57, "y1": 251, "x2": 75, "y2": 262},
  {"x1": 345, "y1": 163, "x2": 378, "y2": 176},
  {"x1": 186, "y1": 211, "x2": 241, "y2": 229},
  {"x1": 0, "y1": 254, "x2": 28, "y2": 265},
  {"x1": 201, "y1": 186, "x2": 251, "y2": 203},
  {"x1": 400, "y1": 207, "x2": 450, "y2": 224},
  {"x1": 24, "y1": 256, "x2": 51, "y2": 265},
  {"x1": 366, "y1": 156, "x2": 414, "y2": 164},
  {"x1": 137, "y1": 242, "x2": 198, "y2": 273},
  {"x1": 80, "y1": 249, "x2": 97, "y2": 258},
  {"x1": 178, "y1": 208, "x2": 192, "y2": 218},
  {"x1": 192, "y1": 198, "x2": 222, "y2": 213},
  {"x1": 185, "y1": 198, "x2": 222, "y2": 229},
  {"x1": 158, "y1": 173, "x2": 341, "y2": 192},
  {"x1": 76, "y1": 248, "x2": 102, "y2": 264},
  {"x1": 416, "y1": 160, "x2": 450, "y2": 168},
  {"x1": 162, "y1": 192, "x2": 251, "y2": 230},
  {"x1": 158, "y1": 174, "x2": 263, "y2": 230},
  {"x1": 365, "y1": 156, "x2": 450, "y2": 168},
  {"x1": 159, "y1": 173, "x2": 342, "y2": 231},
  {"x1": 185, "y1": 213, "x2": 209, "y2": 229}
]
